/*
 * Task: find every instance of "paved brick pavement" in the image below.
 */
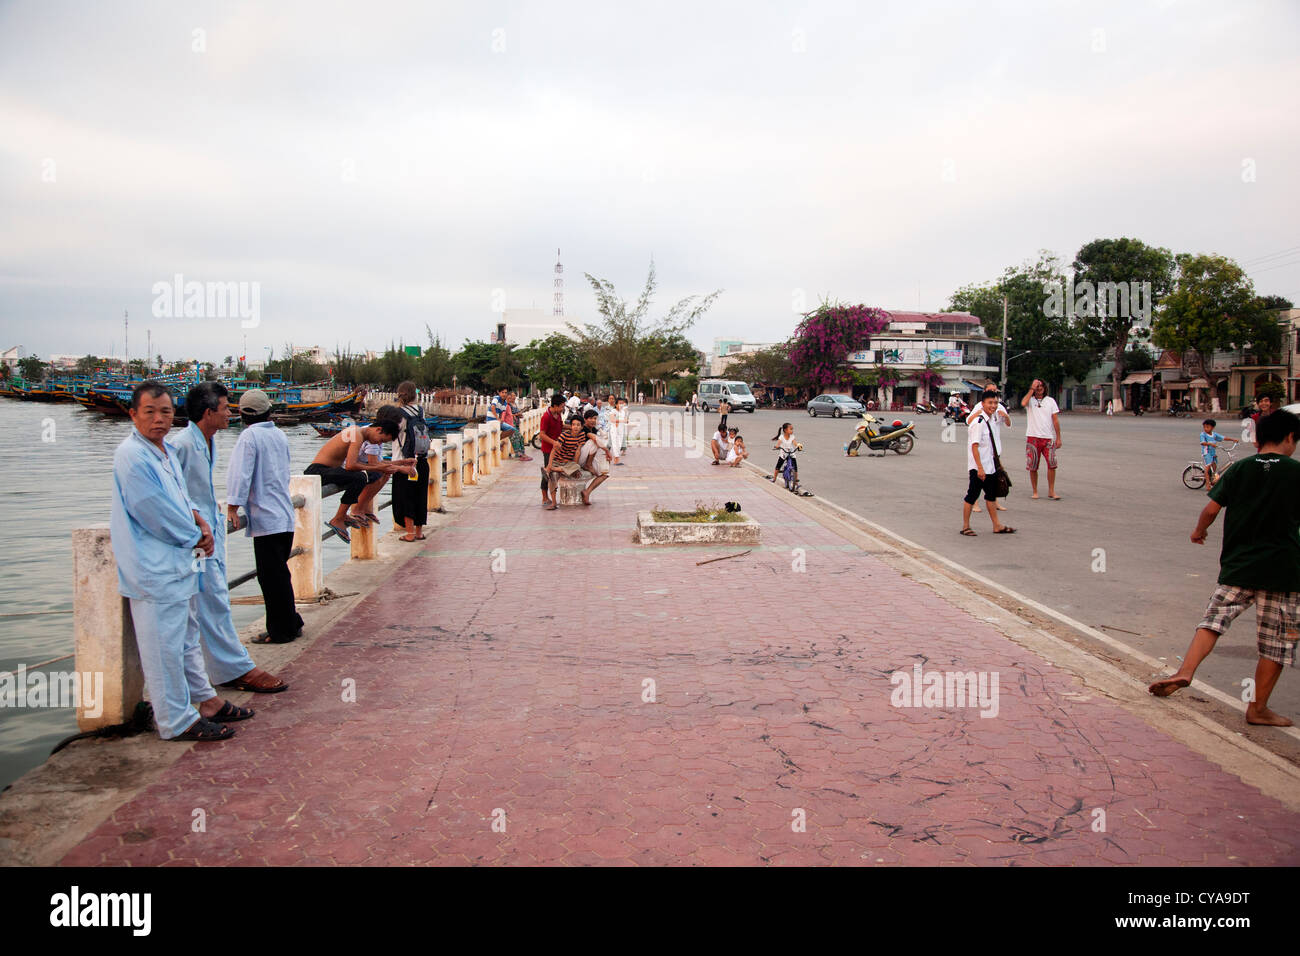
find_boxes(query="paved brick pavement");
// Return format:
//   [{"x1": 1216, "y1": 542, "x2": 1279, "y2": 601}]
[{"x1": 61, "y1": 446, "x2": 1300, "y2": 865}]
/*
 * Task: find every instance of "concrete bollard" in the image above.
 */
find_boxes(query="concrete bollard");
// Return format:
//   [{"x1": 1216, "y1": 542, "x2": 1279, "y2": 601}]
[
  {"x1": 462, "y1": 429, "x2": 478, "y2": 485},
  {"x1": 487, "y1": 421, "x2": 501, "y2": 469},
  {"x1": 350, "y1": 516, "x2": 378, "y2": 560},
  {"x1": 72, "y1": 526, "x2": 144, "y2": 732},
  {"x1": 427, "y1": 439, "x2": 443, "y2": 512},
  {"x1": 288, "y1": 475, "x2": 323, "y2": 600},
  {"x1": 447, "y1": 436, "x2": 463, "y2": 497}
]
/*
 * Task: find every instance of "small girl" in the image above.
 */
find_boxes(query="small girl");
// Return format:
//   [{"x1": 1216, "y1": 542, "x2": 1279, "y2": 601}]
[
  {"x1": 727, "y1": 428, "x2": 748, "y2": 466},
  {"x1": 768, "y1": 422, "x2": 802, "y2": 482}
]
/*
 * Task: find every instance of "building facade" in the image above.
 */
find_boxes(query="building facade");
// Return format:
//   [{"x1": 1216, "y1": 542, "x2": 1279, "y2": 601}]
[{"x1": 845, "y1": 311, "x2": 999, "y2": 406}]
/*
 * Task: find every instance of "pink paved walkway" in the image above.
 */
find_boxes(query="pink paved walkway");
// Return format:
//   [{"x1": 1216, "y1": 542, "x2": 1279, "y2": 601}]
[{"x1": 63, "y1": 447, "x2": 1300, "y2": 865}]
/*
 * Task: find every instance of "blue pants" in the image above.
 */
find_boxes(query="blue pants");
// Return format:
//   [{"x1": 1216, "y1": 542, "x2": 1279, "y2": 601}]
[
  {"x1": 191, "y1": 563, "x2": 257, "y2": 686},
  {"x1": 129, "y1": 597, "x2": 216, "y2": 739}
]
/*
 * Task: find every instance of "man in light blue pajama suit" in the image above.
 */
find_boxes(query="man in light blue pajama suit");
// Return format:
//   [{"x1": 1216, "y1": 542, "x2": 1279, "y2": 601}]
[
  {"x1": 169, "y1": 382, "x2": 288, "y2": 694},
  {"x1": 111, "y1": 382, "x2": 248, "y2": 742}
]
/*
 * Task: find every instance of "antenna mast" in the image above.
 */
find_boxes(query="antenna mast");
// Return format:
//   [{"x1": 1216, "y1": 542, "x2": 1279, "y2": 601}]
[{"x1": 553, "y1": 248, "x2": 564, "y2": 316}]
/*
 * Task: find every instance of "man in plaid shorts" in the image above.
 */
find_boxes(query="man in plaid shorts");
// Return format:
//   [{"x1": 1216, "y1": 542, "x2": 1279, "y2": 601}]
[
  {"x1": 1150, "y1": 409, "x2": 1300, "y2": 726},
  {"x1": 1020, "y1": 378, "x2": 1061, "y2": 500}
]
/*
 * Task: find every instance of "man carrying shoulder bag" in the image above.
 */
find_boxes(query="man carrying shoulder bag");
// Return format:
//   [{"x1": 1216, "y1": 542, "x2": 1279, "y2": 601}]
[{"x1": 960, "y1": 391, "x2": 1016, "y2": 536}]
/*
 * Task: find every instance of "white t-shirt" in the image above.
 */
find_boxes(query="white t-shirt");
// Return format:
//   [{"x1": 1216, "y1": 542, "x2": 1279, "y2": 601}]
[
  {"x1": 775, "y1": 435, "x2": 798, "y2": 457},
  {"x1": 967, "y1": 414, "x2": 1003, "y2": 473},
  {"x1": 713, "y1": 430, "x2": 731, "y2": 451},
  {"x1": 1024, "y1": 396, "x2": 1059, "y2": 440}
]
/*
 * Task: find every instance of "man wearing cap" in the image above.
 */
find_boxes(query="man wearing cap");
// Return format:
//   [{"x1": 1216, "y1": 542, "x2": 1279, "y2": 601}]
[
  {"x1": 169, "y1": 382, "x2": 288, "y2": 692},
  {"x1": 112, "y1": 381, "x2": 245, "y2": 742},
  {"x1": 226, "y1": 388, "x2": 303, "y2": 644}
]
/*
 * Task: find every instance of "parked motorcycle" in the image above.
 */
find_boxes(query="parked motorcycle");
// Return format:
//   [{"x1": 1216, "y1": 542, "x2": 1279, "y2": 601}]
[{"x1": 846, "y1": 415, "x2": 916, "y2": 456}]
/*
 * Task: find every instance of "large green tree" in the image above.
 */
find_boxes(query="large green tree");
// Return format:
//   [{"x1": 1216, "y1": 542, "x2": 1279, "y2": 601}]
[
  {"x1": 574, "y1": 260, "x2": 721, "y2": 393},
  {"x1": 451, "y1": 340, "x2": 502, "y2": 392},
  {"x1": 17, "y1": 355, "x2": 46, "y2": 381},
  {"x1": 1070, "y1": 237, "x2": 1175, "y2": 409},
  {"x1": 1152, "y1": 253, "x2": 1281, "y2": 409},
  {"x1": 948, "y1": 251, "x2": 1097, "y2": 396},
  {"x1": 522, "y1": 333, "x2": 595, "y2": 391}
]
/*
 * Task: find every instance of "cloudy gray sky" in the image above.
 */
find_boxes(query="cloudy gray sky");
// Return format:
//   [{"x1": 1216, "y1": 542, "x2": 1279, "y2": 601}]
[{"x1": 2, "y1": 0, "x2": 1297, "y2": 363}]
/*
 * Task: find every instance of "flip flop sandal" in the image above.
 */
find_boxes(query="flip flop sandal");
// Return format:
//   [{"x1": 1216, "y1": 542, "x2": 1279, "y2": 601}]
[
  {"x1": 399, "y1": 534, "x2": 419, "y2": 542},
  {"x1": 173, "y1": 717, "x2": 235, "y2": 742},
  {"x1": 327, "y1": 521, "x2": 352, "y2": 544},
  {"x1": 959, "y1": 528, "x2": 977, "y2": 536},
  {"x1": 344, "y1": 515, "x2": 366, "y2": 528},
  {"x1": 993, "y1": 526, "x2": 1017, "y2": 534},
  {"x1": 219, "y1": 674, "x2": 288, "y2": 694},
  {"x1": 364, "y1": 512, "x2": 380, "y2": 524},
  {"x1": 209, "y1": 701, "x2": 255, "y2": 723},
  {"x1": 251, "y1": 633, "x2": 297, "y2": 645}
]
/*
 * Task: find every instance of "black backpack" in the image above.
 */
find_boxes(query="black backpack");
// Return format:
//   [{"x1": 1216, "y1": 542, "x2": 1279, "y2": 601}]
[{"x1": 406, "y1": 406, "x2": 430, "y2": 456}]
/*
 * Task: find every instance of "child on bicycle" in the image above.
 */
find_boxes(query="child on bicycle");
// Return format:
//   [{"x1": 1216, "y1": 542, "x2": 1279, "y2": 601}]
[
  {"x1": 768, "y1": 422, "x2": 802, "y2": 483},
  {"x1": 1200, "y1": 418, "x2": 1237, "y2": 488}
]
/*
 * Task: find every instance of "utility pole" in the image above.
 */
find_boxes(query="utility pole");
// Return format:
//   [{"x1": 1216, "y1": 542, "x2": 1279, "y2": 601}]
[
  {"x1": 1000, "y1": 295, "x2": 1008, "y2": 392},
  {"x1": 124, "y1": 310, "x2": 129, "y2": 375}
]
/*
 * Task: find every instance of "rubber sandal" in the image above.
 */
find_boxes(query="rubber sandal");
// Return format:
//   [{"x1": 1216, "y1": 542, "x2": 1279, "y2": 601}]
[
  {"x1": 399, "y1": 534, "x2": 418, "y2": 542},
  {"x1": 173, "y1": 717, "x2": 235, "y2": 742},
  {"x1": 209, "y1": 700, "x2": 255, "y2": 722},
  {"x1": 959, "y1": 528, "x2": 977, "y2": 536},
  {"x1": 327, "y1": 520, "x2": 352, "y2": 544},
  {"x1": 993, "y1": 526, "x2": 1016, "y2": 534},
  {"x1": 344, "y1": 514, "x2": 366, "y2": 528},
  {"x1": 363, "y1": 512, "x2": 380, "y2": 525},
  {"x1": 219, "y1": 673, "x2": 288, "y2": 694}
]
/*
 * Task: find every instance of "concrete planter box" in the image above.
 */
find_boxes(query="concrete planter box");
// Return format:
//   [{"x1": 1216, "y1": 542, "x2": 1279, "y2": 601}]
[{"x1": 636, "y1": 510, "x2": 760, "y2": 545}]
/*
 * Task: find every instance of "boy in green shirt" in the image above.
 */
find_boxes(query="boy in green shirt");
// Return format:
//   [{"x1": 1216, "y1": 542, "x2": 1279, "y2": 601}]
[{"x1": 1150, "y1": 409, "x2": 1300, "y2": 726}]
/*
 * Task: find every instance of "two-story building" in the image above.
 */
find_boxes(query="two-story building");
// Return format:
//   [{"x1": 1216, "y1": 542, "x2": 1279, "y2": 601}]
[{"x1": 845, "y1": 311, "x2": 999, "y2": 407}]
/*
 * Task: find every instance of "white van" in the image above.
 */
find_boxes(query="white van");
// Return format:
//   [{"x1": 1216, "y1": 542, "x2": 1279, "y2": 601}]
[{"x1": 699, "y1": 380, "x2": 756, "y2": 413}]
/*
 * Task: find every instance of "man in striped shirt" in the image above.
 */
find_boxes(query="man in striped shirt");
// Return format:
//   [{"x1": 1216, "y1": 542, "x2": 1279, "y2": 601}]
[{"x1": 545, "y1": 414, "x2": 605, "y2": 508}]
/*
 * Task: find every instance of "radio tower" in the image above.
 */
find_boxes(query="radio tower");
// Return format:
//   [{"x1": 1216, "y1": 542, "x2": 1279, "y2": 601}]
[{"x1": 553, "y1": 248, "x2": 564, "y2": 316}]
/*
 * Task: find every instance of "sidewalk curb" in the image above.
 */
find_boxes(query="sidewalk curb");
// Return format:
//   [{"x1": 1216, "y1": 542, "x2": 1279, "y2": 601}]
[{"x1": 727, "y1": 453, "x2": 1300, "y2": 809}]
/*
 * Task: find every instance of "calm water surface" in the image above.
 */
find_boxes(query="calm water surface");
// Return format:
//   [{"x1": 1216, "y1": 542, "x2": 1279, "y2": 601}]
[{"x1": 0, "y1": 401, "x2": 360, "y2": 790}]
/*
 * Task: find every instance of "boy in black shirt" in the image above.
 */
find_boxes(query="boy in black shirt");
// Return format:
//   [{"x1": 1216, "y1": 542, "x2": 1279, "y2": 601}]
[{"x1": 1150, "y1": 410, "x2": 1300, "y2": 726}]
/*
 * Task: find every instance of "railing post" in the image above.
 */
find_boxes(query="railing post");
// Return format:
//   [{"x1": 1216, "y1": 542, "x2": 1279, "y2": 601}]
[
  {"x1": 350, "y1": 515, "x2": 378, "y2": 560},
  {"x1": 427, "y1": 439, "x2": 443, "y2": 512},
  {"x1": 486, "y1": 420, "x2": 500, "y2": 471},
  {"x1": 446, "y1": 436, "x2": 463, "y2": 497},
  {"x1": 72, "y1": 526, "x2": 144, "y2": 731},
  {"x1": 462, "y1": 428, "x2": 478, "y2": 485},
  {"x1": 288, "y1": 474, "x2": 323, "y2": 600}
]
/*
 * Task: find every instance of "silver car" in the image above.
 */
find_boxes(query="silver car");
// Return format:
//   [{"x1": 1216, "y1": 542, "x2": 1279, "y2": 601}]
[{"x1": 807, "y1": 394, "x2": 865, "y2": 418}]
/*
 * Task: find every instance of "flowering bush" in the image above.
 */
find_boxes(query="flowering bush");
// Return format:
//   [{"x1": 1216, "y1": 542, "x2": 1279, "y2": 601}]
[{"x1": 789, "y1": 303, "x2": 890, "y2": 389}]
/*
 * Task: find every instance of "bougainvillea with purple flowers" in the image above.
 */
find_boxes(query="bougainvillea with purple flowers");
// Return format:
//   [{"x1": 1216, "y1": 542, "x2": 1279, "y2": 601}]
[{"x1": 789, "y1": 303, "x2": 891, "y2": 389}]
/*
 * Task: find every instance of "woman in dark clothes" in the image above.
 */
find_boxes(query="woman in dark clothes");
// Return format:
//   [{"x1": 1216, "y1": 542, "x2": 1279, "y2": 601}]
[{"x1": 391, "y1": 380, "x2": 430, "y2": 541}]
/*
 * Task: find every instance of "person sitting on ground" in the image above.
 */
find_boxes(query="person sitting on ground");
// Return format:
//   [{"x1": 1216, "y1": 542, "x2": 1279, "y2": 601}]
[
  {"x1": 306, "y1": 409, "x2": 415, "y2": 543},
  {"x1": 726, "y1": 427, "x2": 748, "y2": 467},
  {"x1": 710, "y1": 422, "x2": 731, "y2": 465},
  {"x1": 1149, "y1": 409, "x2": 1300, "y2": 727},
  {"x1": 1200, "y1": 418, "x2": 1237, "y2": 489}
]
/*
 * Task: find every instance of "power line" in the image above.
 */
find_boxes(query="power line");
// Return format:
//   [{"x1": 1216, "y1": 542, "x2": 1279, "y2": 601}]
[{"x1": 1241, "y1": 245, "x2": 1300, "y2": 266}]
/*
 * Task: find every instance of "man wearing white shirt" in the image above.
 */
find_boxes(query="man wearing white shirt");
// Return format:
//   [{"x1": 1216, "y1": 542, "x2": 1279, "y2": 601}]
[
  {"x1": 961, "y1": 391, "x2": 1015, "y2": 535},
  {"x1": 1020, "y1": 378, "x2": 1062, "y2": 499},
  {"x1": 967, "y1": 387, "x2": 1010, "y2": 513}
]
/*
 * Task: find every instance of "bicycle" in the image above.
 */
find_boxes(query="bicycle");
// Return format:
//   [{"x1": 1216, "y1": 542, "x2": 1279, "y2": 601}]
[
  {"x1": 1182, "y1": 439, "x2": 1239, "y2": 490},
  {"x1": 772, "y1": 443, "x2": 809, "y2": 495}
]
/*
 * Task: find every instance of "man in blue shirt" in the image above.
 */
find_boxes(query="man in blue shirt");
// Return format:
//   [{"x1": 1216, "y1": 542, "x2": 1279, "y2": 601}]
[
  {"x1": 227, "y1": 389, "x2": 303, "y2": 644},
  {"x1": 112, "y1": 382, "x2": 247, "y2": 741},
  {"x1": 170, "y1": 382, "x2": 288, "y2": 692}
]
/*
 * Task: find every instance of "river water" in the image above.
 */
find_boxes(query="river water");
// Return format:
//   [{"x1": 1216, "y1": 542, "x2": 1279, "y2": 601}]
[{"x1": 0, "y1": 400, "x2": 361, "y2": 790}]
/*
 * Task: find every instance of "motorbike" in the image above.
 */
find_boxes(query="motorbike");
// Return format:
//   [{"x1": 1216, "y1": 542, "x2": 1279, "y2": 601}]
[
  {"x1": 913, "y1": 400, "x2": 939, "y2": 414},
  {"x1": 846, "y1": 414, "x2": 916, "y2": 456},
  {"x1": 942, "y1": 401, "x2": 970, "y2": 423}
]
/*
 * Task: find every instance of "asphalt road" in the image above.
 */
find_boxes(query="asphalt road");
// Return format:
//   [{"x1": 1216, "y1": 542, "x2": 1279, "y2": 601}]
[{"x1": 709, "y1": 404, "x2": 1297, "y2": 719}]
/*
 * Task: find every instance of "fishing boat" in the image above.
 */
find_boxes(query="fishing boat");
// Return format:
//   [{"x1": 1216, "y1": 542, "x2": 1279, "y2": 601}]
[{"x1": 310, "y1": 413, "x2": 468, "y2": 439}]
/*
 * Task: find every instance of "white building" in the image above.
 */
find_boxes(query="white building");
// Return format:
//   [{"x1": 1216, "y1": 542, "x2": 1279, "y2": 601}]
[
  {"x1": 2, "y1": 346, "x2": 20, "y2": 372},
  {"x1": 709, "y1": 338, "x2": 778, "y2": 376},
  {"x1": 492, "y1": 309, "x2": 581, "y2": 346}
]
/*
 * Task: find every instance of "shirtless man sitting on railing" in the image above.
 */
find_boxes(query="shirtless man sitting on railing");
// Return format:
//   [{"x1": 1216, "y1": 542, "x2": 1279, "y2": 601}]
[{"x1": 305, "y1": 406, "x2": 416, "y2": 543}]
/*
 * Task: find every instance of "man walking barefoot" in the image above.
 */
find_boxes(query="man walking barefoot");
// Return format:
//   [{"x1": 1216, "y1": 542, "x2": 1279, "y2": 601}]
[
  {"x1": 1021, "y1": 378, "x2": 1062, "y2": 499},
  {"x1": 1149, "y1": 410, "x2": 1300, "y2": 726}
]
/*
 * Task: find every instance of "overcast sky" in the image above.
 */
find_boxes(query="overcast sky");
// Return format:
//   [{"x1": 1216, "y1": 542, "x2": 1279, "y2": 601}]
[{"x1": 2, "y1": 0, "x2": 1297, "y2": 363}]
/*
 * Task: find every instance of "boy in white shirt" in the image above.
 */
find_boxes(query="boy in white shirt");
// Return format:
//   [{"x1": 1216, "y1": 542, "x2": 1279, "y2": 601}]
[{"x1": 961, "y1": 391, "x2": 1015, "y2": 536}]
